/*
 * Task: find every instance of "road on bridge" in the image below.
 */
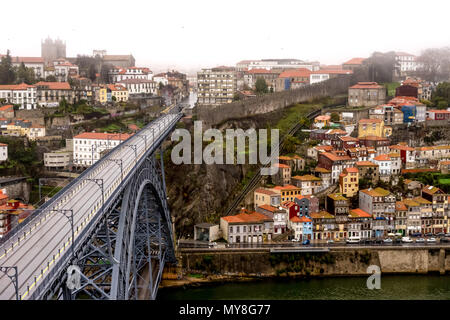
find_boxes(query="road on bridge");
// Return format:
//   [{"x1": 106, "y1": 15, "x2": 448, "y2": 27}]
[{"x1": 0, "y1": 113, "x2": 180, "y2": 300}]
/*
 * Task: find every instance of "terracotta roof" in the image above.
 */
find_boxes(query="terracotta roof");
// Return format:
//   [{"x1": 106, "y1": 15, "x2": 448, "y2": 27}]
[
  {"x1": 403, "y1": 199, "x2": 419, "y2": 207},
  {"x1": 343, "y1": 58, "x2": 366, "y2": 65},
  {"x1": 74, "y1": 132, "x2": 132, "y2": 141},
  {"x1": 7, "y1": 56, "x2": 44, "y2": 64},
  {"x1": 254, "y1": 188, "x2": 277, "y2": 196},
  {"x1": 412, "y1": 196, "x2": 432, "y2": 205},
  {"x1": 344, "y1": 167, "x2": 358, "y2": 173},
  {"x1": 278, "y1": 68, "x2": 311, "y2": 78},
  {"x1": 349, "y1": 208, "x2": 371, "y2": 218},
  {"x1": 291, "y1": 216, "x2": 312, "y2": 223},
  {"x1": 402, "y1": 168, "x2": 438, "y2": 174},
  {"x1": 278, "y1": 156, "x2": 292, "y2": 161},
  {"x1": 350, "y1": 82, "x2": 383, "y2": 89},
  {"x1": 314, "y1": 166, "x2": 331, "y2": 173},
  {"x1": 35, "y1": 81, "x2": 71, "y2": 90},
  {"x1": 273, "y1": 185, "x2": 300, "y2": 191},
  {"x1": 0, "y1": 83, "x2": 35, "y2": 90},
  {"x1": 374, "y1": 154, "x2": 391, "y2": 161},
  {"x1": 258, "y1": 204, "x2": 278, "y2": 213},
  {"x1": 321, "y1": 152, "x2": 351, "y2": 161},
  {"x1": 356, "y1": 161, "x2": 378, "y2": 167},
  {"x1": 310, "y1": 211, "x2": 334, "y2": 219},
  {"x1": 390, "y1": 144, "x2": 414, "y2": 151},
  {"x1": 292, "y1": 175, "x2": 321, "y2": 181},
  {"x1": 422, "y1": 185, "x2": 443, "y2": 195},
  {"x1": 360, "y1": 187, "x2": 390, "y2": 197},
  {"x1": 0, "y1": 105, "x2": 13, "y2": 111},
  {"x1": 274, "y1": 163, "x2": 290, "y2": 169},
  {"x1": 395, "y1": 201, "x2": 407, "y2": 211},
  {"x1": 221, "y1": 209, "x2": 272, "y2": 224},
  {"x1": 311, "y1": 69, "x2": 353, "y2": 75}
]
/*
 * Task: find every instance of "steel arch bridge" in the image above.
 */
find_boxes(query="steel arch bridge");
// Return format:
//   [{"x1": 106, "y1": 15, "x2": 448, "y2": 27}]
[{"x1": 0, "y1": 112, "x2": 182, "y2": 300}]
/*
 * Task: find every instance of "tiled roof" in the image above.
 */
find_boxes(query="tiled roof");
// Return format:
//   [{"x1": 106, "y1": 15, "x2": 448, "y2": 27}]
[
  {"x1": 274, "y1": 163, "x2": 290, "y2": 169},
  {"x1": 349, "y1": 208, "x2": 371, "y2": 218},
  {"x1": 311, "y1": 69, "x2": 353, "y2": 75},
  {"x1": 35, "y1": 81, "x2": 71, "y2": 90},
  {"x1": 254, "y1": 188, "x2": 277, "y2": 196},
  {"x1": 343, "y1": 58, "x2": 366, "y2": 65},
  {"x1": 310, "y1": 211, "x2": 334, "y2": 219},
  {"x1": 221, "y1": 209, "x2": 272, "y2": 223},
  {"x1": 356, "y1": 161, "x2": 378, "y2": 167},
  {"x1": 374, "y1": 154, "x2": 391, "y2": 161},
  {"x1": 0, "y1": 83, "x2": 35, "y2": 90},
  {"x1": 0, "y1": 105, "x2": 13, "y2": 111},
  {"x1": 74, "y1": 132, "x2": 132, "y2": 141},
  {"x1": 359, "y1": 118, "x2": 382, "y2": 124},
  {"x1": 350, "y1": 82, "x2": 383, "y2": 89},
  {"x1": 395, "y1": 201, "x2": 407, "y2": 211},
  {"x1": 291, "y1": 216, "x2": 312, "y2": 223},
  {"x1": 278, "y1": 68, "x2": 311, "y2": 78},
  {"x1": 292, "y1": 175, "x2": 321, "y2": 181},
  {"x1": 314, "y1": 166, "x2": 331, "y2": 173},
  {"x1": 328, "y1": 193, "x2": 348, "y2": 201},
  {"x1": 360, "y1": 187, "x2": 390, "y2": 197},
  {"x1": 321, "y1": 152, "x2": 351, "y2": 161},
  {"x1": 258, "y1": 204, "x2": 278, "y2": 213},
  {"x1": 412, "y1": 196, "x2": 432, "y2": 205},
  {"x1": 422, "y1": 185, "x2": 443, "y2": 195},
  {"x1": 273, "y1": 185, "x2": 300, "y2": 191}
]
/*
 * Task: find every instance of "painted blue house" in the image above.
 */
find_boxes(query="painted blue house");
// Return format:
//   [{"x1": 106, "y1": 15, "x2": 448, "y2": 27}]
[{"x1": 401, "y1": 105, "x2": 416, "y2": 123}]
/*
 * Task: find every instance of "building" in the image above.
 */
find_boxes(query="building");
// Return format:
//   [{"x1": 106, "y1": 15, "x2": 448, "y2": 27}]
[
  {"x1": 275, "y1": 68, "x2": 311, "y2": 91},
  {"x1": 294, "y1": 195, "x2": 319, "y2": 218},
  {"x1": 289, "y1": 215, "x2": 313, "y2": 240},
  {"x1": 427, "y1": 110, "x2": 450, "y2": 121},
  {"x1": 373, "y1": 154, "x2": 392, "y2": 178},
  {"x1": 109, "y1": 66, "x2": 153, "y2": 83},
  {"x1": 73, "y1": 132, "x2": 132, "y2": 167},
  {"x1": 339, "y1": 167, "x2": 359, "y2": 197},
  {"x1": 238, "y1": 59, "x2": 320, "y2": 71},
  {"x1": 0, "y1": 83, "x2": 37, "y2": 109},
  {"x1": 0, "y1": 143, "x2": 7, "y2": 161},
  {"x1": 28, "y1": 125, "x2": 46, "y2": 140},
  {"x1": 256, "y1": 205, "x2": 287, "y2": 234},
  {"x1": 421, "y1": 185, "x2": 448, "y2": 218},
  {"x1": 291, "y1": 175, "x2": 322, "y2": 195},
  {"x1": 355, "y1": 161, "x2": 379, "y2": 183},
  {"x1": 309, "y1": 69, "x2": 353, "y2": 84},
  {"x1": 103, "y1": 54, "x2": 135, "y2": 68},
  {"x1": 194, "y1": 223, "x2": 220, "y2": 243},
  {"x1": 395, "y1": 52, "x2": 417, "y2": 74},
  {"x1": 342, "y1": 58, "x2": 366, "y2": 71},
  {"x1": 44, "y1": 149, "x2": 72, "y2": 170},
  {"x1": 7, "y1": 56, "x2": 45, "y2": 79},
  {"x1": 254, "y1": 188, "x2": 281, "y2": 209},
  {"x1": 35, "y1": 81, "x2": 73, "y2": 107},
  {"x1": 197, "y1": 67, "x2": 237, "y2": 106},
  {"x1": 220, "y1": 209, "x2": 273, "y2": 243},
  {"x1": 359, "y1": 187, "x2": 396, "y2": 237},
  {"x1": 107, "y1": 84, "x2": 128, "y2": 102},
  {"x1": 244, "y1": 69, "x2": 280, "y2": 91},
  {"x1": 116, "y1": 79, "x2": 157, "y2": 96},
  {"x1": 41, "y1": 37, "x2": 66, "y2": 63},
  {"x1": 348, "y1": 208, "x2": 373, "y2": 239},
  {"x1": 394, "y1": 201, "x2": 408, "y2": 236},
  {"x1": 326, "y1": 193, "x2": 350, "y2": 235},
  {"x1": 272, "y1": 163, "x2": 291, "y2": 186},
  {"x1": 358, "y1": 119, "x2": 390, "y2": 138},
  {"x1": 403, "y1": 199, "x2": 421, "y2": 235},
  {"x1": 272, "y1": 185, "x2": 301, "y2": 202},
  {"x1": 0, "y1": 105, "x2": 14, "y2": 119},
  {"x1": 313, "y1": 115, "x2": 331, "y2": 129},
  {"x1": 348, "y1": 82, "x2": 386, "y2": 107},
  {"x1": 317, "y1": 151, "x2": 354, "y2": 184},
  {"x1": 311, "y1": 211, "x2": 337, "y2": 240}
]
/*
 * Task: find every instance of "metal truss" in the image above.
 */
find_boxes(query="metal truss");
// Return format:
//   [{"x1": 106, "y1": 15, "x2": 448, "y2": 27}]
[{"x1": 44, "y1": 150, "x2": 175, "y2": 300}]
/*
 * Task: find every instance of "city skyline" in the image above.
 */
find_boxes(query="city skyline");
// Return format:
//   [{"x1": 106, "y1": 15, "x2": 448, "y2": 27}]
[{"x1": 2, "y1": 0, "x2": 450, "y2": 74}]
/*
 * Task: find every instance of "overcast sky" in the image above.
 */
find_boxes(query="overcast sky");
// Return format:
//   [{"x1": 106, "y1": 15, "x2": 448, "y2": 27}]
[{"x1": 2, "y1": 0, "x2": 449, "y2": 74}]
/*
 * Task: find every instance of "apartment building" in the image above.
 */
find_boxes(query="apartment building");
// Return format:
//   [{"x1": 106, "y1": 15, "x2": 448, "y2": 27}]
[
  {"x1": 0, "y1": 83, "x2": 37, "y2": 109},
  {"x1": 197, "y1": 66, "x2": 237, "y2": 106},
  {"x1": 73, "y1": 132, "x2": 132, "y2": 167}
]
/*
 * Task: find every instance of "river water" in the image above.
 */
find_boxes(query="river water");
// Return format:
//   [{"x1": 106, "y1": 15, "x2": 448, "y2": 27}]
[{"x1": 158, "y1": 275, "x2": 450, "y2": 300}]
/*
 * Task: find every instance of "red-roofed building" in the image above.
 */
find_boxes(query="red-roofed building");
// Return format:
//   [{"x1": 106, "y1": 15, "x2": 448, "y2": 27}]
[
  {"x1": 339, "y1": 167, "x2": 359, "y2": 197},
  {"x1": 35, "y1": 81, "x2": 73, "y2": 107},
  {"x1": 272, "y1": 163, "x2": 291, "y2": 186},
  {"x1": 342, "y1": 58, "x2": 366, "y2": 71},
  {"x1": 348, "y1": 82, "x2": 386, "y2": 107},
  {"x1": 0, "y1": 83, "x2": 37, "y2": 109},
  {"x1": 73, "y1": 132, "x2": 133, "y2": 167},
  {"x1": 275, "y1": 68, "x2": 312, "y2": 91},
  {"x1": 220, "y1": 208, "x2": 274, "y2": 243},
  {"x1": 254, "y1": 188, "x2": 281, "y2": 209},
  {"x1": 243, "y1": 68, "x2": 281, "y2": 91},
  {"x1": 348, "y1": 208, "x2": 373, "y2": 239},
  {"x1": 0, "y1": 104, "x2": 14, "y2": 118},
  {"x1": 317, "y1": 152, "x2": 354, "y2": 184},
  {"x1": 309, "y1": 69, "x2": 353, "y2": 84},
  {"x1": 427, "y1": 109, "x2": 450, "y2": 121}
]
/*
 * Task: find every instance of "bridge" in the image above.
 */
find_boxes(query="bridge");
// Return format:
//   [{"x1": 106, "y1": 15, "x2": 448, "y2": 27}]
[{"x1": 0, "y1": 111, "x2": 183, "y2": 300}]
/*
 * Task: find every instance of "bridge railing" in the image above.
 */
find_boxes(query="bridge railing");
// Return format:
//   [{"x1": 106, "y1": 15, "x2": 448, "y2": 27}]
[
  {"x1": 0, "y1": 113, "x2": 178, "y2": 246},
  {"x1": 28, "y1": 113, "x2": 182, "y2": 300}
]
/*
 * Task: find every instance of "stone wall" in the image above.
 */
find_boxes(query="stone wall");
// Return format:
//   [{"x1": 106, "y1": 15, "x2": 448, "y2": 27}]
[
  {"x1": 0, "y1": 177, "x2": 31, "y2": 203},
  {"x1": 196, "y1": 75, "x2": 354, "y2": 127},
  {"x1": 180, "y1": 247, "x2": 450, "y2": 277}
]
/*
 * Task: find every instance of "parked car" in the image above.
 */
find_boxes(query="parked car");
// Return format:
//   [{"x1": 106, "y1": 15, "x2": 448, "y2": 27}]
[
  {"x1": 402, "y1": 236, "x2": 413, "y2": 243},
  {"x1": 383, "y1": 238, "x2": 393, "y2": 243},
  {"x1": 326, "y1": 240, "x2": 334, "y2": 244},
  {"x1": 427, "y1": 237, "x2": 437, "y2": 243},
  {"x1": 291, "y1": 238, "x2": 299, "y2": 242},
  {"x1": 411, "y1": 232, "x2": 422, "y2": 237},
  {"x1": 346, "y1": 237, "x2": 360, "y2": 244},
  {"x1": 302, "y1": 239, "x2": 310, "y2": 245},
  {"x1": 436, "y1": 232, "x2": 445, "y2": 237},
  {"x1": 362, "y1": 239, "x2": 374, "y2": 244},
  {"x1": 415, "y1": 238, "x2": 425, "y2": 243},
  {"x1": 445, "y1": 233, "x2": 450, "y2": 237},
  {"x1": 425, "y1": 233, "x2": 433, "y2": 237},
  {"x1": 440, "y1": 237, "x2": 450, "y2": 243}
]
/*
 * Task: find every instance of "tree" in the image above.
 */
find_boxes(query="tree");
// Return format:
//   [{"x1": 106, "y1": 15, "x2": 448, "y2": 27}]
[
  {"x1": 414, "y1": 47, "x2": 450, "y2": 82},
  {"x1": 46, "y1": 75, "x2": 57, "y2": 82},
  {"x1": 88, "y1": 64, "x2": 97, "y2": 82},
  {"x1": 431, "y1": 82, "x2": 450, "y2": 109},
  {"x1": 330, "y1": 112, "x2": 340, "y2": 122},
  {"x1": 15, "y1": 62, "x2": 36, "y2": 84},
  {"x1": 255, "y1": 78, "x2": 268, "y2": 95},
  {"x1": 100, "y1": 63, "x2": 114, "y2": 83},
  {"x1": 0, "y1": 50, "x2": 16, "y2": 84}
]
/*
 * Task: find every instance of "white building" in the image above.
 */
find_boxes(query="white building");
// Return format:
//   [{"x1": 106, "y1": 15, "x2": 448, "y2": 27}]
[
  {"x1": 237, "y1": 59, "x2": 320, "y2": 71},
  {"x1": 45, "y1": 59, "x2": 79, "y2": 82},
  {"x1": 197, "y1": 67, "x2": 237, "y2": 106},
  {"x1": 0, "y1": 143, "x2": 8, "y2": 161},
  {"x1": 309, "y1": 69, "x2": 353, "y2": 84},
  {"x1": 73, "y1": 132, "x2": 132, "y2": 167},
  {"x1": 109, "y1": 67, "x2": 153, "y2": 83},
  {"x1": 395, "y1": 52, "x2": 417, "y2": 73},
  {"x1": 9, "y1": 56, "x2": 45, "y2": 79},
  {"x1": 153, "y1": 75, "x2": 169, "y2": 86},
  {"x1": 373, "y1": 154, "x2": 392, "y2": 176},
  {"x1": 116, "y1": 79, "x2": 157, "y2": 96},
  {"x1": 0, "y1": 83, "x2": 37, "y2": 109}
]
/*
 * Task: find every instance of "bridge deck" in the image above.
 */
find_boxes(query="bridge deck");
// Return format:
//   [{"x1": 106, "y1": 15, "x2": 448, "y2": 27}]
[{"x1": 0, "y1": 113, "x2": 180, "y2": 300}]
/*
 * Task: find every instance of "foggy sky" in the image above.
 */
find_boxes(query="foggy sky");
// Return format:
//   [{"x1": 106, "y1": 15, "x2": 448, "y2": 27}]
[{"x1": 2, "y1": 0, "x2": 449, "y2": 74}]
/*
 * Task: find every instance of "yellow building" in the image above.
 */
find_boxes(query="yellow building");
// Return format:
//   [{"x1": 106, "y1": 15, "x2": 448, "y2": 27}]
[
  {"x1": 107, "y1": 84, "x2": 129, "y2": 102},
  {"x1": 96, "y1": 86, "x2": 107, "y2": 104},
  {"x1": 358, "y1": 118, "x2": 391, "y2": 138},
  {"x1": 272, "y1": 185, "x2": 301, "y2": 202},
  {"x1": 339, "y1": 167, "x2": 359, "y2": 197}
]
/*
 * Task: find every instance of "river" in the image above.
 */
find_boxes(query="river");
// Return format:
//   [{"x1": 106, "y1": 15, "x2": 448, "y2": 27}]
[{"x1": 158, "y1": 275, "x2": 450, "y2": 300}]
